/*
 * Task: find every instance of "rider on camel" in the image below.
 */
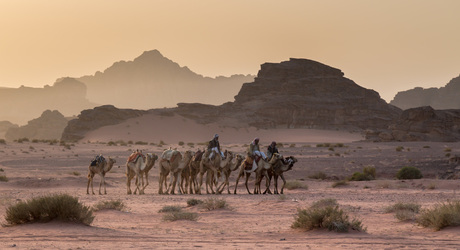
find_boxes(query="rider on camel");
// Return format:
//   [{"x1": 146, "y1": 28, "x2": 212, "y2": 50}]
[{"x1": 207, "y1": 134, "x2": 225, "y2": 160}]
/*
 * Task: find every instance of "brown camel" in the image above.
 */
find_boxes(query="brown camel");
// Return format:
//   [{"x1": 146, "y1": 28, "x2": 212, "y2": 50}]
[
  {"x1": 158, "y1": 149, "x2": 193, "y2": 195},
  {"x1": 267, "y1": 155, "x2": 298, "y2": 194},
  {"x1": 217, "y1": 153, "x2": 244, "y2": 194},
  {"x1": 198, "y1": 150, "x2": 233, "y2": 194},
  {"x1": 253, "y1": 153, "x2": 290, "y2": 194},
  {"x1": 126, "y1": 153, "x2": 158, "y2": 195},
  {"x1": 87, "y1": 157, "x2": 116, "y2": 195},
  {"x1": 233, "y1": 154, "x2": 281, "y2": 195},
  {"x1": 179, "y1": 149, "x2": 204, "y2": 194}
]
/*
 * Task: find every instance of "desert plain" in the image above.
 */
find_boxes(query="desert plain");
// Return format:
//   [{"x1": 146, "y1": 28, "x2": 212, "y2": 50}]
[{"x1": 1, "y1": 118, "x2": 460, "y2": 249}]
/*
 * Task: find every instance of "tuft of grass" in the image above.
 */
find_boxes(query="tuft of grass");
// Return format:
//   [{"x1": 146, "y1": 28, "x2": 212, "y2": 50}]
[
  {"x1": 201, "y1": 198, "x2": 229, "y2": 211},
  {"x1": 292, "y1": 202, "x2": 366, "y2": 232},
  {"x1": 417, "y1": 201, "x2": 460, "y2": 231},
  {"x1": 278, "y1": 194, "x2": 288, "y2": 201},
  {"x1": 93, "y1": 200, "x2": 126, "y2": 211},
  {"x1": 0, "y1": 175, "x2": 8, "y2": 182},
  {"x1": 0, "y1": 139, "x2": 6, "y2": 144},
  {"x1": 284, "y1": 181, "x2": 308, "y2": 190},
  {"x1": 187, "y1": 198, "x2": 203, "y2": 207},
  {"x1": 332, "y1": 180, "x2": 349, "y2": 188},
  {"x1": 178, "y1": 141, "x2": 185, "y2": 146},
  {"x1": 308, "y1": 171, "x2": 328, "y2": 180},
  {"x1": 427, "y1": 183, "x2": 436, "y2": 190},
  {"x1": 162, "y1": 211, "x2": 198, "y2": 222},
  {"x1": 70, "y1": 171, "x2": 81, "y2": 176},
  {"x1": 4, "y1": 194, "x2": 94, "y2": 226},
  {"x1": 135, "y1": 141, "x2": 148, "y2": 145},
  {"x1": 385, "y1": 202, "x2": 421, "y2": 214},
  {"x1": 159, "y1": 205, "x2": 183, "y2": 213},
  {"x1": 310, "y1": 198, "x2": 338, "y2": 209},
  {"x1": 289, "y1": 143, "x2": 296, "y2": 148},
  {"x1": 396, "y1": 146, "x2": 404, "y2": 152},
  {"x1": 396, "y1": 166, "x2": 422, "y2": 180}
]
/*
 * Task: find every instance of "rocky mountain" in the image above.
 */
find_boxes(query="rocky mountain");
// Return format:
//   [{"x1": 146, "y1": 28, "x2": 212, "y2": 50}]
[
  {"x1": 390, "y1": 74, "x2": 460, "y2": 110},
  {"x1": 62, "y1": 58, "x2": 404, "y2": 141},
  {"x1": 0, "y1": 121, "x2": 18, "y2": 139},
  {"x1": 78, "y1": 50, "x2": 255, "y2": 109},
  {"x1": 366, "y1": 106, "x2": 460, "y2": 142},
  {"x1": 0, "y1": 78, "x2": 96, "y2": 125},
  {"x1": 5, "y1": 110, "x2": 70, "y2": 141}
]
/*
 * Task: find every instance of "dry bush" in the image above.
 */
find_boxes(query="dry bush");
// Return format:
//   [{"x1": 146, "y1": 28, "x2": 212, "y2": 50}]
[
  {"x1": 349, "y1": 166, "x2": 376, "y2": 181},
  {"x1": 292, "y1": 201, "x2": 366, "y2": 233},
  {"x1": 310, "y1": 198, "x2": 338, "y2": 209},
  {"x1": 93, "y1": 199, "x2": 126, "y2": 211},
  {"x1": 159, "y1": 205, "x2": 183, "y2": 213},
  {"x1": 187, "y1": 198, "x2": 203, "y2": 207},
  {"x1": 0, "y1": 175, "x2": 8, "y2": 182},
  {"x1": 396, "y1": 166, "x2": 422, "y2": 180},
  {"x1": 284, "y1": 181, "x2": 308, "y2": 190},
  {"x1": 162, "y1": 212, "x2": 198, "y2": 222},
  {"x1": 4, "y1": 194, "x2": 94, "y2": 226},
  {"x1": 332, "y1": 180, "x2": 349, "y2": 188},
  {"x1": 417, "y1": 201, "x2": 460, "y2": 231},
  {"x1": 308, "y1": 171, "x2": 328, "y2": 180},
  {"x1": 201, "y1": 198, "x2": 229, "y2": 211},
  {"x1": 385, "y1": 202, "x2": 421, "y2": 221}
]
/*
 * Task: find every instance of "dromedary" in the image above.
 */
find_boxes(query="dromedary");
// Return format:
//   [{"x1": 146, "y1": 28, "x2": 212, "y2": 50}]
[
  {"x1": 87, "y1": 157, "x2": 116, "y2": 195},
  {"x1": 254, "y1": 153, "x2": 288, "y2": 194},
  {"x1": 158, "y1": 149, "x2": 193, "y2": 195},
  {"x1": 233, "y1": 154, "x2": 282, "y2": 195},
  {"x1": 126, "y1": 152, "x2": 158, "y2": 195},
  {"x1": 216, "y1": 153, "x2": 244, "y2": 194},
  {"x1": 180, "y1": 149, "x2": 205, "y2": 194},
  {"x1": 267, "y1": 155, "x2": 298, "y2": 194},
  {"x1": 198, "y1": 150, "x2": 233, "y2": 194}
]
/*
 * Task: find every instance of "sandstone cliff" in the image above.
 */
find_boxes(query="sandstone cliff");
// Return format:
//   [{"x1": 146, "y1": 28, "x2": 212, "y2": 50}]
[{"x1": 390, "y1": 74, "x2": 460, "y2": 110}]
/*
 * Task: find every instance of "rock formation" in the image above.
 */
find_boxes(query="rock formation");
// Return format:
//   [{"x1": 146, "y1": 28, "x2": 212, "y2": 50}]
[
  {"x1": 61, "y1": 105, "x2": 147, "y2": 142},
  {"x1": 390, "y1": 74, "x2": 460, "y2": 110},
  {"x1": 5, "y1": 110, "x2": 69, "y2": 141}
]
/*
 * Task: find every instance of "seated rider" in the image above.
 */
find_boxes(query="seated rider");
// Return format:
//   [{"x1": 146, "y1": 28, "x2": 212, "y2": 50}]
[
  {"x1": 248, "y1": 138, "x2": 267, "y2": 161},
  {"x1": 266, "y1": 141, "x2": 279, "y2": 161},
  {"x1": 208, "y1": 134, "x2": 225, "y2": 160}
]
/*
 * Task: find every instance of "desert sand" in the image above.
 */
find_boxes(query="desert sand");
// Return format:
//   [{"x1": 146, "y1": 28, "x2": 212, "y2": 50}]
[{"x1": 1, "y1": 117, "x2": 460, "y2": 249}]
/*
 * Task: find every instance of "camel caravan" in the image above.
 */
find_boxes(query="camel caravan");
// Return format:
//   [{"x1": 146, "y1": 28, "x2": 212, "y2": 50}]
[{"x1": 86, "y1": 135, "x2": 297, "y2": 195}]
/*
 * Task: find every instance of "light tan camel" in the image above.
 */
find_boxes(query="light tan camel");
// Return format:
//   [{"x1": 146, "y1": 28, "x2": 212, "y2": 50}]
[
  {"x1": 197, "y1": 150, "x2": 233, "y2": 194},
  {"x1": 158, "y1": 149, "x2": 193, "y2": 195},
  {"x1": 87, "y1": 157, "x2": 116, "y2": 195},
  {"x1": 233, "y1": 154, "x2": 282, "y2": 195},
  {"x1": 267, "y1": 155, "x2": 298, "y2": 194},
  {"x1": 217, "y1": 153, "x2": 244, "y2": 194},
  {"x1": 126, "y1": 153, "x2": 158, "y2": 195}
]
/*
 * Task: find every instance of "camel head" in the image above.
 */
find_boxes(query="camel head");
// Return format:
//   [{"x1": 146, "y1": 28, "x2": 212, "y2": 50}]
[
  {"x1": 284, "y1": 156, "x2": 297, "y2": 171},
  {"x1": 269, "y1": 153, "x2": 283, "y2": 164},
  {"x1": 105, "y1": 157, "x2": 116, "y2": 173}
]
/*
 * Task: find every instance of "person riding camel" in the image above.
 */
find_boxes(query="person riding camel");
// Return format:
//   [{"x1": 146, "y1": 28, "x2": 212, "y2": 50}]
[
  {"x1": 266, "y1": 141, "x2": 279, "y2": 161},
  {"x1": 207, "y1": 134, "x2": 225, "y2": 160},
  {"x1": 248, "y1": 137, "x2": 267, "y2": 161}
]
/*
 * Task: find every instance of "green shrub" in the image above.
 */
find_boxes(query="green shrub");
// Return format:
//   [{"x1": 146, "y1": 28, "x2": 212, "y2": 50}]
[
  {"x1": 4, "y1": 194, "x2": 94, "y2": 225},
  {"x1": 292, "y1": 203, "x2": 366, "y2": 232},
  {"x1": 93, "y1": 200, "x2": 126, "y2": 211},
  {"x1": 162, "y1": 212, "x2": 198, "y2": 222},
  {"x1": 284, "y1": 181, "x2": 308, "y2": 190},
  {"x1": 159, "y1": 205, "x2": 182, "y2": 213},
  {"x1": 0, "y1": 139, "x2": 6, "y2": 144},
  {"x1": 417, "y1": 201, "x2": 460, "y2": 231},
  {"x1": 363, "y1": 166, "x2": 376, "y2": 179},
  {"x1": 396, "y1": 166, "x2": 422, "y2": 180},
  {"x1": 396, "y1": 146, "x2": 404, "y2": 152},
  {"x1": 187, "y1": 198, "x2": 203, "y2": 207},
  {"x1": 202, "y1": 198, "x2": 228, "y2": 211},
  {"x1": 178, "y1": 141, "x2": 185, "y2": 146},
  {"x1": 308, "y1": 172, "x2": 328, "y2": 180}
]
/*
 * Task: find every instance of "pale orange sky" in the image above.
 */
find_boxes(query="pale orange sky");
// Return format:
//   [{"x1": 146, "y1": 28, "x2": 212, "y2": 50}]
[{"x1": 0, "y1": 0, "x2": 459, "y2": 102}]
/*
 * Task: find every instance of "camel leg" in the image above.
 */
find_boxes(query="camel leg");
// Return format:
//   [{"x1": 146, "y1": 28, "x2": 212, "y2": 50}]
[
  {"x1": 233, "y1": 170, "x2": 243, "y2": 194},
  {"x1": 274, "y1": 175, "x2": 279, "y2": 194},
  {"x1": 127, "y1": 171, "x2": 134, "y2": 195},
  {"x1": 158, "y1": 173, "x2": 164, "y2": 195},
  {"x1": 142, "y1": 172, "x2": 149, "y2": 194},
  {"x1": 280, "y1": 174, "x2": 287, "y2": 194},
  {"x1": 99, "y1": 175, "x2": 104, "y2": 195},
  {"x1": 87, "y1": 175, "x2": 94, "y2": 195},
  {"x1": 245, "y1": 173, "x2": 252, "y2": 195},
  {"x1": 264, "y1": 175, "x2": 273, "y2": 194}
]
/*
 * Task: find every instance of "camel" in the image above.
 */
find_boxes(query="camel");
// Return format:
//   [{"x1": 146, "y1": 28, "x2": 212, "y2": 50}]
[
  {"x1": 267, "y1": 155, "x2": 298, "y2": 194},
  {"x1": 87, "y1": 156, "x2": 116, "y2": 195},
  {"x1": 179, "y1": 149, "x2": 204, "y2": 194},
  {"x1": 216, "y1": 153, "x2": 244, "y2": 194},
  {"x1": 126, "y1": 153, "x2": 158, "y2": 195},
  {"x1": 233, "y1": 154, "x2": 282, "y2": 195},
  {"x1": 197, "y1": 150, "x2": 233, "y2": 194},
  {"x1": 254, "y1": 153, "x2": 289, "y2": 194},
  {"x1": 158, "y1": 149, "x2": 193, "y2": 195}
]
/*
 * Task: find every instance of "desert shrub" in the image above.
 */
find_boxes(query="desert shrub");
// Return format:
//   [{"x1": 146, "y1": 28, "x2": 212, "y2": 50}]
[
  {"x1": 71, "y1": 171, "x2": 80, "y2": 176},
  {"x1": 417, "y1": 201, "x2": 460, "y2": 231},
  {"x1": 187, "y1": 198, "x2": 203, "y2": 207},
  {"x1": 289, "y1": 143, "x2": 296, "y2": 148},
  {"x1": 277, "y1": 143, "x2": 284, "y2": 148},
  {"x1": 0, "y1": 175, "x2": 8, "y2": 182},
  {"x1": 135, "y1": 141, "x2": 148, "y2": 145},
  {"x1": 396, "y1": 146, "x2": 404, "y2": 152},
  {"x1": 159, "y1": 140, "x2": 166, "y2": 146},
  {"x1": 178, "y1": 141, "x2": 185, "y2": 146},
  {"x1": 308, "y1": 171, "x2": 328, "y2": 180},
  {"x1": 423, "y1": 145, "x2": 430, "y2": 148},
  {"x1": 159, "y1": 205, "x2": 183, "y2": 213},
  {"x1": 349, "y1": 171, "x2": 373, "y2": 181},
  {"x1": 444, "y1": 148, "x2": 452, "y2": 152},
  {"x1": 292, "y1": 203, "x2": 366, "y2": 232},
  {"x1": 0, "y1": 139, "x2": 6, "y2": 144},
  {"x1": 427, "y1": 183, "x2": 436, "y2": 190},
  {"x1": 162, "y1": 211, "x2": 198, "y2": 222},
  {"x1": 284, "y1": 181, "x2": 308, "y2": 190},
  {"x1": 396, "y1": 166, "x2": 422, "y2": 180},
  {"x1": 385, "y1": 202, "x2": 421, "y2": 221},
  {"x1": 0, "y1": 168, "x2": 4, "y2": 172},
  {"x1": 363, "y1": 166, "x2": 376, "y2": 179},
  {"x1": 187, "y1": 142, "x2": 195, "y2": 147},
  {"x1": 93, "y1": 199, "x2": 126, "y2": 211},
  {"x1": 4, "y1": 194, "x2": 94, "y2": 225},
  {"x1": 201, "y1": 198, "x2": 228, "y2": 211},
  {"x1": 310, "y1": 198, "x2": 338, "y2": 209},
  {"x1": 332, "y1": 180, "x2": 349, "y2": 188},
  {"x1": 107, "y1": 141, "x2": 116, "y2": 146}
]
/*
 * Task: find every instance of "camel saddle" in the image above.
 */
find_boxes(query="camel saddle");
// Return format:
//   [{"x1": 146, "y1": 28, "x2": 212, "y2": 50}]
[
  {"x1": 244, "y1": 155, "x2": 261, "y2": 171},
  {"x1": 91, "y1": 155, "x2": 105, "y2": 166},
  {"x1": 193, "y1": 150, "x2": 204, "y2": 162},
  {"x1": 161, "y1": 149, "x2": 180, "y2": 163},
  {"x1": 127, "y1": 152, "x2": 144, "y2": 163}
]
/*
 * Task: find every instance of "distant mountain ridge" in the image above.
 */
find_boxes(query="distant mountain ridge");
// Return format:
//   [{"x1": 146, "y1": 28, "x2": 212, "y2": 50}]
[
  {"x1": 390, "y1": 74, "x2": 460, "y2": 110},
  {"x1": 78, "y1": 50, "x2": 255, "y2": 109}
]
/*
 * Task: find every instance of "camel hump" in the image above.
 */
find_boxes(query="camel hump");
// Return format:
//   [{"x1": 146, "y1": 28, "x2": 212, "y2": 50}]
[
  {"x1": 161, "y1": 149, "x2": 179, "y2": 162},
  {"x1": 193, "y1": 150, "x2": 205, "y2": 162},
  {"x1": 127, "y1": 152, "x2": 144, "y2": 163}
]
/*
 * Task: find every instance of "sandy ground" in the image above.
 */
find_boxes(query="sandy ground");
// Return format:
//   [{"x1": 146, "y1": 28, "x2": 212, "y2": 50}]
[{"x1": 1, "y1": 123, "x2": 460, "y2": 249}]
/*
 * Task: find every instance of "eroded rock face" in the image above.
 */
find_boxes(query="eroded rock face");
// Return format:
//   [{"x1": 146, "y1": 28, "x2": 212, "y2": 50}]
[
  {"x1": 5, "y1": 110, "x2": 69, "y2": 141},
  {"x1": 367, "y1": 106, "x2": 460, "y2": 142},
  {"x1": 230, "y1": 58, "x2": 401, "y2": 130},
  {"x1": 61, "y1": 105, "x2": 147, "y2": 142}
]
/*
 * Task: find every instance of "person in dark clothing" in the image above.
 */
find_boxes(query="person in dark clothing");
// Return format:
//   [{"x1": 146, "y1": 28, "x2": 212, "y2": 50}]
[
  {"x1": 266, "y1": 141, "x2": 279, "y2": 161},
  {"x1": 207, "y1": 134, "x2": 224, "y2": 160}
]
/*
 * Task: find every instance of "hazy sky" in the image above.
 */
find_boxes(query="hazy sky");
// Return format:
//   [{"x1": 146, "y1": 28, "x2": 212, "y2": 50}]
[{"x1": 1, "y1": 0, "x2": 459, "y2": 102}]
